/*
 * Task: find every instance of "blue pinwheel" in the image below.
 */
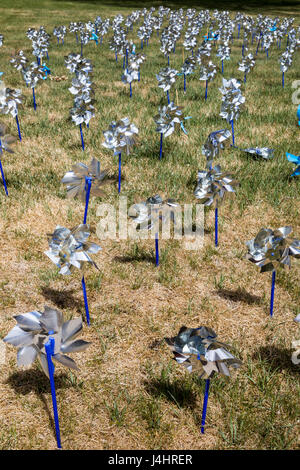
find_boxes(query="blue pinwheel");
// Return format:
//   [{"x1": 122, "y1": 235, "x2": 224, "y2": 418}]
[
  {"x1": 297, "y1": 105, "x2": 300, "y2": 127},
  {"x1": 286, "y1": 152, "x2": 300, "y2": 176}
]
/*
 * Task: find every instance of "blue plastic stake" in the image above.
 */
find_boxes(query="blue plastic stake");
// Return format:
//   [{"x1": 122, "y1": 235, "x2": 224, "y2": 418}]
[
  {"x1": 45, "y1": 337, "x2": 62, "y2": 449},
  {"x1": 231, "y1": 120, "x2": 235, "y2": 146},
  {"x1": 282, "y1": 72, "x2": 284, "y2": 88},
  {"x1": 0, "y1": 159, "x2": 8, "y2": 196},
  {"x1": 81, "y1": 276, "x2": 90, "y2": 325},
  {"x1": 155, "y1": 233, "x2": 159, "y2": 266},
  {"x1": 32, "y1": 88, "x2": 36, "y2": 111},
  {"x1": 205, "y1": 80, "x2": 208, "y2": 100},
  {"x1": 138, "y1": 70, "x2": 140, "y2": 82},
  {"x1": 184, "y1": 73, "x2": 186, "y2": 92},
  {"x1": 244, "y1": 72, "x2": 247, "y2": 83},
  {"x1": 167, "y1": 90, "x2": 170, "y2": 104},
  {"x1": 141, "y1": 39, "x2": 143, "y2": 50},
  {"x1": 118, "y1": 153, "x2": 121, "y2": 193},
  {"x1": 0, "y1": 140, "x2": 8, "y2": 196},
  {"x1": 215, "y1": 207, "x2": 218, "y2": 246},
  {"x1": 16, "y1": 115, "x2": 22, "y2": 141},
  {"x1": 80, "y1": 42, "x2": 83, "y2": 57},
  {"x1": 201, "y1": 379, "x2": 210, "y2": 434},
  {"x1": 159, "y1": 133, "x2": 163, "y2": 160},
  {"x1": 115, "y1": 52, "x2": 118, "y2": 62},
  {"x1": 130, "y1": 82, "x2": 132, "y2": 98},
  {"x1": 221, "y1": 60, "x2": 224, "y2": 75},
  {"x1": 79, "y1": 123, "x2": 84, "y2": 151},
  {"x1": 168, "y1": 55, "x2": 169, "y2": 65},
  {"x1": 83, "y1": 176, "x2": 92, "y2": 224},
  {"x1": 270, "y1": 270, "x2": 276, "y2": 317}
]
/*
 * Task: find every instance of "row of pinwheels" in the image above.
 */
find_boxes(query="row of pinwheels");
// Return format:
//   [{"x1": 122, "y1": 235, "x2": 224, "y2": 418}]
[{"x1": 1, "y1": 8, "x2": 299, "y2": 449}]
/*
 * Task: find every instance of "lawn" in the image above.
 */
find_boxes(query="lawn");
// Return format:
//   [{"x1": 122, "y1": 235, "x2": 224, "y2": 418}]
[{"x1": 0, "y1": 0, "x2": 299, "y2": 450}]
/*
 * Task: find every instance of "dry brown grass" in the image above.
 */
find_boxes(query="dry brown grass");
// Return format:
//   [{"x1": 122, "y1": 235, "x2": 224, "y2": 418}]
[{"x1": 0, "y1": 0, "x2": 299, "y2": 451}]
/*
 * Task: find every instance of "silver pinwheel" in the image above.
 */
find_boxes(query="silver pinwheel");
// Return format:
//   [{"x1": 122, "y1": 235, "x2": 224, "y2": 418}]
[
  {"x1": 156, "y1": 66, "x2": 178, "y2": 104},
  {"x1": 202, "y1": 129, "x2": 231, "y2": 168},
  {"x1": 238, "y1": 53, "x2": 255, "y2": 83},
  {"x1": 165, "y1": 325, "x2": 242, "y2": 433},
  {"x1": 199, "y1": 60, "x2": 217, "y2": 100},
  {"x1": 128, "y1": 194, "x2": 179, "y2": 266},
  {"x1": 61, "y1": 158, "x2": 108, "y2": 224},
  {"x1": 246, "y1": 226, "x2": 300, "y2": 316},
  {"x1": 0, "y1": 82, "x2": 23, "y2": 141},
  {"x1": 0, "y1": 121, "x2": 17, "y2": 195},
  {"x1": 239, "y1": 146, "x2": 274, "y2": 160},
  {"x1": 195, "y1": 165, "x2": 239, "y2": 246},
  {"x1": 102, "y1": 117, "x2": 138, "y2": 193},
  {"x1": 3, "y1": 306, "x2": 90, "y2": 448},
  {"x1": 219, "y1": 78, "x2": 245, "y2": 145},
  {"x1": 45, "y1": 223, "x2": 101, "y2": 326},
  {"x1": 154, "y1": 101, "x2": 191, "y2": 159}
]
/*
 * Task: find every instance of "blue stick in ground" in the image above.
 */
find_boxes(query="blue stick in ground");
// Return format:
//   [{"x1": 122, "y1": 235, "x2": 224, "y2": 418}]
[
  {"x1": 282, "y1": 72, "x2": 284, "y2": 88},
  {"x1": 231, "y1": 120, "x2": 235, "y2": 146},
  {"x1": 159, "y1": 133, "x2": 163, "y2": 160},
  {"x1": 141, "y1": 39, "x2": 143, "y2": 49},
  {"x1": 270, "y1": 270, "x2": 276, "y2": 317},
  {"x1": 0, "y1": 142, "x2": 8, "y2": 196},
  {"x1": 155, "y1": 233, "x2": 159, "y2": 266},
  {"x1": 221, "y1": 60, "x2": 224, "y2": 75},
  {"x1": 81, "y1": 276, "x2": 90, "y2": 326},
  {"x1": 242, "y1": 44, "x2": 244, "y2": 57},
  {"x1": 205, "y1": 80, "x2": 208, "y2": 100},
  {"x1": 244, "y1": 72, "x2": 247, "y2": 83},
  {"x1": 79, "y1": 123, "x2": 84, "y2": 151},
  {"x1": 80, "y1": 42, "x2": 83, "y2": 57},
  {"x1": 130, "y1": 82, "x2": 132, "y2": 98},
  {"x1": 76, "y1": 33, "x2": 78, "y2": 44},
  {"x1": 168, "y1": 55, "x2": 169, "y2": 65},
  {"x1": 15, "y1": 115, "x2": 22, "y2": 141},
  {"x1": 184, "y1": 73, "x2": 186, "y2": 92},
  {"x1": 46, "y1": 51, "x2": 49, "y2": 60},
  {"x1": 266, "y1": 48, "x2": 269, "y2": 59},
  {"x1": 238, "y1": 24, "x2": 240, "y2": 38},
  {"x1": 45, "y1": 337, "x2": 62, "y2": 449},
  {"x1": 118, "y1": 153, "x2": 121, "y2": 193},
  {"x1": 215, "y1": 207, "x2": 218, "y2": 246},
  {"x1": 83, "y1": 176, "x2": 92, "y2": 224},
  {"x1": 255, "y1": 34, "x2": 261, "y2": 55},
  {"x1": 201, "y1": 379, "x2": 210, "y2": 434},
  {"x1": 32, "y1": 88, "x2": 36, "y2": 111},
  {"x1": 167, "y1": 90, "x2": 170, "y2": 104},
  {"x1": 138, "y1": 70, "x2": 140, "y2": 82}
]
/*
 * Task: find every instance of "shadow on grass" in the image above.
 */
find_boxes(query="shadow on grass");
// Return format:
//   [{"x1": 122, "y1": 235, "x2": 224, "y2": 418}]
[
  {"x1": 216, "y1": 287, "x2": 262, "y2": 305},
  {"x1": 253, "y1": 345, "x2": 300, "y2": 376},
  {"x1": 6, "y1": 369, "x2": 70, "y2": 443},
  {"x1": 144, "y1": 376, "x2": 198, "y2": 409},
  {"x1": 114, "y1": 250, "x2": 155, "y2": 265},
  {"x1": 41, "y1": 286, "x2": 83, "y2": 313},
  {"x1": 6, "y1": 369, "x2": 69, "y2": 395}
]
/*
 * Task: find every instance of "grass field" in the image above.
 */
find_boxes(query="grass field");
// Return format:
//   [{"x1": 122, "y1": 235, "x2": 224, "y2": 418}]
[{"x1": 0, "y1": 0, "x2": 299, "y2": 450}]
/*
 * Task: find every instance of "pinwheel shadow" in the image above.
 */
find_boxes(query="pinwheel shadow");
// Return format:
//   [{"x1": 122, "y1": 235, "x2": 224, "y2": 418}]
[
  {"x1": 215, "y1": 287, "x2": 262, "y2": 305},
  {"x1": 252, "y1": 346, "x2": 299, "y2": 376},
  {"x1": 131, "y1": 142, "x2": 168, "y2": 162},
  {"x1": 143, "y1": 376, "x2": 198, "y2": 410},
  {"x1": 114, "y1": 249, "x2": 156, "y2": 265},
  {"x1": 6, "y1": 369, "x2": 71, "y2": 442},
  {"x1": 41, "y1": 286, "x2": 83, "y2": 313}
]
